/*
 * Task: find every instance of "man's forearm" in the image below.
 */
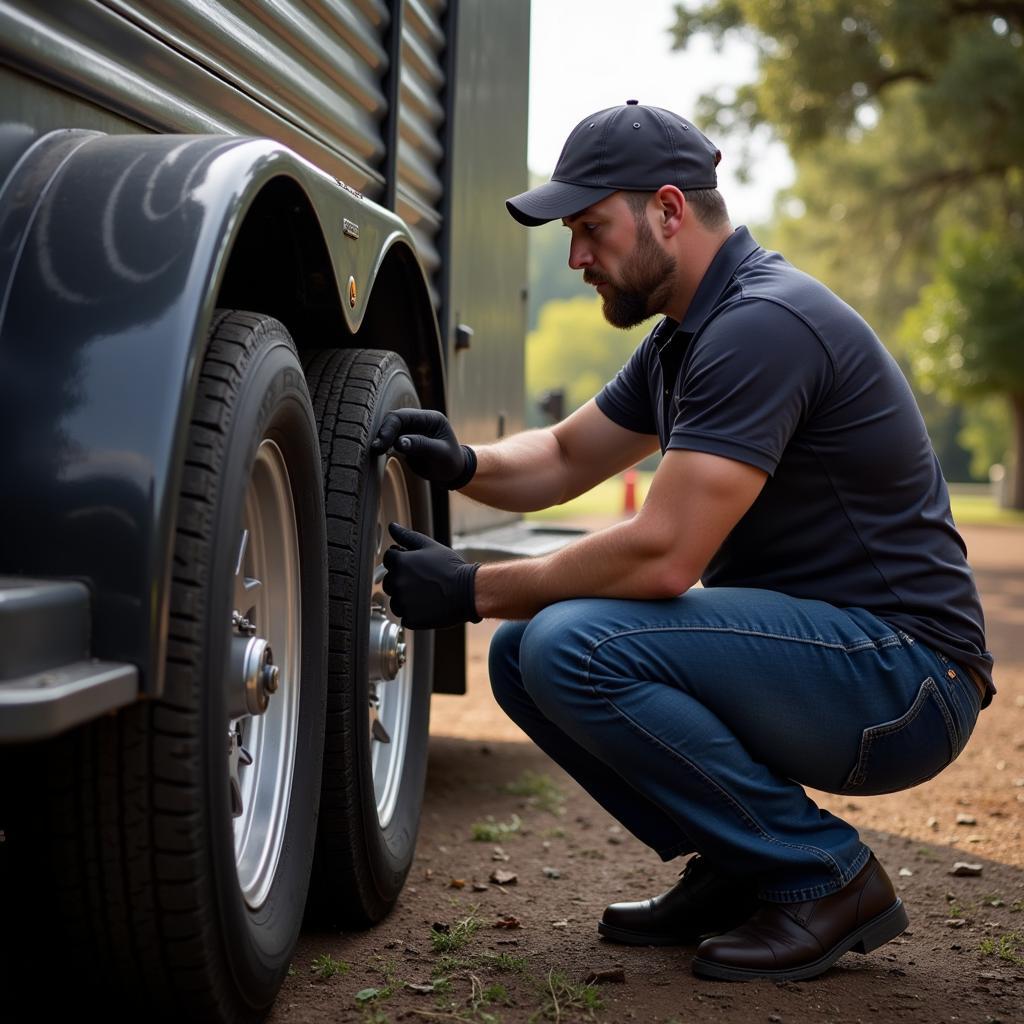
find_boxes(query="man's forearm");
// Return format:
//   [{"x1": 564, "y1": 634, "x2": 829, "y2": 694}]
[
  {"x1": 459, "y1": 428, "x2": 569, "y2": 511},
  {"x1": 473, "y1": 514, "x2": 694, "y2": 619}
]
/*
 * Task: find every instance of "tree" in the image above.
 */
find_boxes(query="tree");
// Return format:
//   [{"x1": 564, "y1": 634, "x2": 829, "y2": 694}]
[
  {"x1": 527, "y1": 220, "x2": 591, "y2": 331},
  {"x1": 671, "y1": 0, "x2": 1024, "y2": 503},
  {"x1": 526, "y1": 295, "x2": 649, "y2": 425},
  {"x1": 901, "y1": 226, "x2": 1023, "y2": 501}
]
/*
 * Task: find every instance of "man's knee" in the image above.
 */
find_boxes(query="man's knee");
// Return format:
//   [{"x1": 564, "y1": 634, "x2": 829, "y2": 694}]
[
  {"x1": 488, "y1": 619, "x2": 530, "y2": 710},
  {"x1": 519, "y1": 602, "x2": 592, "y2": 715}
]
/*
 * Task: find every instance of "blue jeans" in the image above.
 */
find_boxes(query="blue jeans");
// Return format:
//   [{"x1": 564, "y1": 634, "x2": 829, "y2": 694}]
[{"x1": 488, "y1": 587, "x2": 981, "y2": 902}]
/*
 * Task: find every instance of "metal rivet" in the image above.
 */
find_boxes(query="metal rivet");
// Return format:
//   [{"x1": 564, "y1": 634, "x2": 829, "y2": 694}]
[
  {"x1": 589, "y1": 122, "x2": 596, "y2": 128},
  {"x1": 681, "y1": 123, "x2": 690, "y2": 130},
  {"x1": 947, "y1": 669, "x2": 956, "y2": 679},
  {"x1": 348, "y1": 276, "x2": 357, "y2": 307},
  {"x1": 633, "y1": 122, "x2": 641, "y2": 129}
]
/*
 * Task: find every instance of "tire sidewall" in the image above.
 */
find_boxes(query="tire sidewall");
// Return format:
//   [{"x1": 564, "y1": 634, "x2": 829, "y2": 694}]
[
  {"x1": 353, "y1": 360, "x2": 433, "y2": 900},
  {"x1": 202, "y1": 330, "x2": 327, "y2": 1005}
]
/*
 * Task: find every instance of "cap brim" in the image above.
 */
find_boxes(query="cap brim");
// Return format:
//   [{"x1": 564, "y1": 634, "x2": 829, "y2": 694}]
[{"x1": 505, "y1": 179, "x2": 616, "y2": 226}]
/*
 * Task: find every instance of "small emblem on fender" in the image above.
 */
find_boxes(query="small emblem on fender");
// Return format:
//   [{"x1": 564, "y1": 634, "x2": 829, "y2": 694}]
[
  {"x1": 343, "y1": 218, "x2": 360, "y2": 239},
  {"x1": 348, "y1": 276, "x2": 357, "y2": 307}
]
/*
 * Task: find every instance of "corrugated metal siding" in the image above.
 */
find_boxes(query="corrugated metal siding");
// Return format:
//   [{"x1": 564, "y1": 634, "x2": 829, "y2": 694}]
[
  {"x1": 2, "y1": 0, "x2": 452, "y2": 288},
  {"x1": 395, "y1": 0, "x2": 447, "y2": 284},
  {"x1": 102, "y1": 0, "x2": 392, "y2": 194},
  {"x1": 109, "y1": 0, "x2": 448, "y2": 289}
]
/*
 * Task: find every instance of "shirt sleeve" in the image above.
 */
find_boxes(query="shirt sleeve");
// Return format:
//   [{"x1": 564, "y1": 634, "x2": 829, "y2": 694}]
[
  {"x1": 667, "y1": 299, "x2": 834, "y2": 474},
  {"x1": 594, "y1": 336, "x2": 658, "y2": 435}
]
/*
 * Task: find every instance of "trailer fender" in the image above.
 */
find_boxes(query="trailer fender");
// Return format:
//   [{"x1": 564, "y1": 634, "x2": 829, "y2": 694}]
[{"x1": 0, "y1": 129, "x2": 444, "y2": 699}]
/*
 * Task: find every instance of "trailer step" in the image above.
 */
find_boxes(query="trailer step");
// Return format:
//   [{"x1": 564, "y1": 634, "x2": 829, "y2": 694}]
[
  {"x1": 0, "y1": 578, "x2": 138, "y2": 741},
  {"x1": 452, "y1": 521, "x2": 587, "y2": 562}
]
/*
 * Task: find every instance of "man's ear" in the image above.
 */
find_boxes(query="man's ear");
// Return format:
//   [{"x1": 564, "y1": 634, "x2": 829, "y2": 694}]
[{"x1": 654, "y1": 185, "x2": 685, "y2": 237}]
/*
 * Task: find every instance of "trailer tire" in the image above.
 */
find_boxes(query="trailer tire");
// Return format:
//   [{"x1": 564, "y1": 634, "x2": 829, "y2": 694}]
[
  {"x1": 303, "y1": 348, "x2": 434, "y2": 927},
  {"x1": 1, "y1": 310, "x2": 328, "y2": 1022}
]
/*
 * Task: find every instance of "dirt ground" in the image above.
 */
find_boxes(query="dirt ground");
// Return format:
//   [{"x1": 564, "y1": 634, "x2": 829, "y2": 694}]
[{"x1": 273, "y1": 523, "x2": 1024, "y2": 1024}]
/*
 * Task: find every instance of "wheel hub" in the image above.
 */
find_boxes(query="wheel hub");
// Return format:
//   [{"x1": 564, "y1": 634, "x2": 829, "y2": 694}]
[
  {"x1": 369, "y1": 612, "x2": 406, "y2": 682},
  {"x1": 229, "y1": 634, "x2": 279, "y2": 717}
]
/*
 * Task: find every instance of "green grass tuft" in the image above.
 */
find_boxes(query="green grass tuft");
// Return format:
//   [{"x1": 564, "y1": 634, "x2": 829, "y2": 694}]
[
  {"x1": 310, "y1": 953, "x2": 349, "y2": 980},
  {"x1": 431, "y1": 913, "x2": 483, "y2": 954},
  {"x1": 470, "y1": 814, "x2": 523, "y2": 842}
]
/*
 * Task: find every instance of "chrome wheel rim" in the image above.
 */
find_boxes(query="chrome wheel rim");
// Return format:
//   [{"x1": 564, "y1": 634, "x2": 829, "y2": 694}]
[
  {"x1": 228, "y1": 438, "x2": 301, "y2": 910},
  {"x1": 369, "y1": 455, "x2": 414, "y2": 829}
]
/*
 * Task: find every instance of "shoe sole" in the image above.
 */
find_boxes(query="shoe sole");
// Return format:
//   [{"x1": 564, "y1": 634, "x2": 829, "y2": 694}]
[
  {"x1": 691, "y1": 898, "x2": 910, "y2": 982},
  {"x1": 597, "y1": 920, "x2": 703, "y2": 946}
]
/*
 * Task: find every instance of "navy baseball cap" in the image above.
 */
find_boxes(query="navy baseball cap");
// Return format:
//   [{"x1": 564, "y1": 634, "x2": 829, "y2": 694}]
[{"x1": 507, "y1": 100, "x2": 722, "y2": 227}]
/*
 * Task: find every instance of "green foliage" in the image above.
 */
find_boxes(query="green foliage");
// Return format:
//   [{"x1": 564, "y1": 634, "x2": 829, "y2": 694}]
[
  {"x1": 958, "y1": 397, "x2": 1011, "y2": 480},
  {"x1": 310, "y1": 953, "x2": 349, "y2": 980},
  {"x1": 670, "y1": 0, "x2": 1024, "y2": 498},
  {"x1": 502, "y1": 771, "x2": 565, "y2": 814},
  {"x1": 526, "y1": 296, "x2": 648, "y2": 423},
  {"x1": 470, "y1": 814, "x2": 522, "y2": 842},
  {"x1": 431, "y1": 913, "x2": 482, "y2": 954},
  {"x1": 979, "y1": 931, "x2": 1024, "y2": 965},
  {"x1": 528, "y1": 221, "x2": 591, "y2": 330},
  {"x1": 902, "y1": 226, "x2": 1024, "y2": 400},
  {"x1": 529, "y1": 971, "x2": 603, "y2": 1022}
]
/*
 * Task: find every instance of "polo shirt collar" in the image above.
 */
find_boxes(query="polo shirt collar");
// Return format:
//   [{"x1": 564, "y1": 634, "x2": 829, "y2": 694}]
[{"x1": 679, "y1": 225, "x2": 760, "y2": 334}]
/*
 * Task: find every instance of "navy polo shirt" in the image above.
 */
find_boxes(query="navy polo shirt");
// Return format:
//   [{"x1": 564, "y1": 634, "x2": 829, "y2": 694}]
[{"x1": 596, "y1": 226, "x2": 993, "y2": 702}]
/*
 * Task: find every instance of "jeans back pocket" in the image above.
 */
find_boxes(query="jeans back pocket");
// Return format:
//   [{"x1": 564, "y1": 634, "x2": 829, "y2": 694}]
[{"x1": 841, "y1": 677, "x2": 958, "y2": 796}]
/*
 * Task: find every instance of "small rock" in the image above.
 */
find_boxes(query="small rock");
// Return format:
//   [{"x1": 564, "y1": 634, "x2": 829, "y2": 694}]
[
  {"x1": 431, "y1": 921, "x2": 450, "y2": 934},
  {"x1": 949, "y1": 862, "x2": 983, "y2": 877},
  {"x1": 491, "y1": 846, "x2": 510, "y2": 862},
  {"x1": 405, "y1": 982, "x2": 435, "y2": 995},
  {"x1": 898, "y1": 868, "x2": 913, "y2": 877},
  {"x1": 967, "y1": 835, "x2": 983, "y2": 843},
  {"x1": 950, "y1": 943, "x2": 962, "y2": 950},
  {"x1": 489, "y1": 868, "x2": 518, "y2": 886},
  {"x1": 996, "y1": 760, "x2": 1006, "y2": 771},
  {"x1": 584, "y1": 967, "x2": 626, "y2": 985},
  {"x1": 448, "y1": 878, "x2": 465, "y2": 889},
  {"x1": 551, "y1": 919, "x2": 569, "y2": 928},
  {"x1": 471, "y1": 882, "x2": 489, "y2": 892},
  {"x1": 978, "y1": 971, "x2": 1004, "y2": 981},
  {"x1": 946, "y1": 918, "x2": 966, "y2": 928},
  {"x1": 543, "y1": 866, "x2": 561, "y2": 879},
  {"x1": 423, "y1": 868, "x2": 433, "y2": 880},
  {"x1": 926, "y1": 816, "x2": 939, "y2": 830},
  {"x1": 494, "y1": 914, "x2": 521, "y2": 929},
  {"x1": 769, "y1": 1016, "x2": 783, "y2": 1023},
  {"x1": 956, "y1": 813, "x2": 977, "y2": 825}
]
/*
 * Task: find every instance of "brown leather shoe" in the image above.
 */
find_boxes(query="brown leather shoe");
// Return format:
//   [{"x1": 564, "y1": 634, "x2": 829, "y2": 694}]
[
  {"x1": 692, "y1": 853, "x2": 908, "y2": 981},
  {"x1": 599, "y1": 855, "x2": 758, "y2": 946}
]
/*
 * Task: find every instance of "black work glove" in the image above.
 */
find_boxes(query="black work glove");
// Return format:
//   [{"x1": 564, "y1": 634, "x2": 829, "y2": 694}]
[
  {"x1": 382, "y1": 523, "x2": 482, "y2": 629},
  {"x1": 370, "y1": 409, "x2": 477, "y2": 490}
]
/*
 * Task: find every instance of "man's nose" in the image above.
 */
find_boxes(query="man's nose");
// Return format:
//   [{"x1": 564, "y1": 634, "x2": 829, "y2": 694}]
[{"x1": 568, "y1": 240, "x2": 592, "y2": 270}]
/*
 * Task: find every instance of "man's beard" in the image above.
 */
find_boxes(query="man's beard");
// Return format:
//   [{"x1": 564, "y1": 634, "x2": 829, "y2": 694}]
[{"x1": 586, "y1": 217, "x2": 676, "y2": 329}]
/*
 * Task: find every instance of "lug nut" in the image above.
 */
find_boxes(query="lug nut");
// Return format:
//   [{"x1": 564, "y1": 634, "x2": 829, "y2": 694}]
[{"x1": 262, "y1": 663, "x2": 280, "y2": 695}]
